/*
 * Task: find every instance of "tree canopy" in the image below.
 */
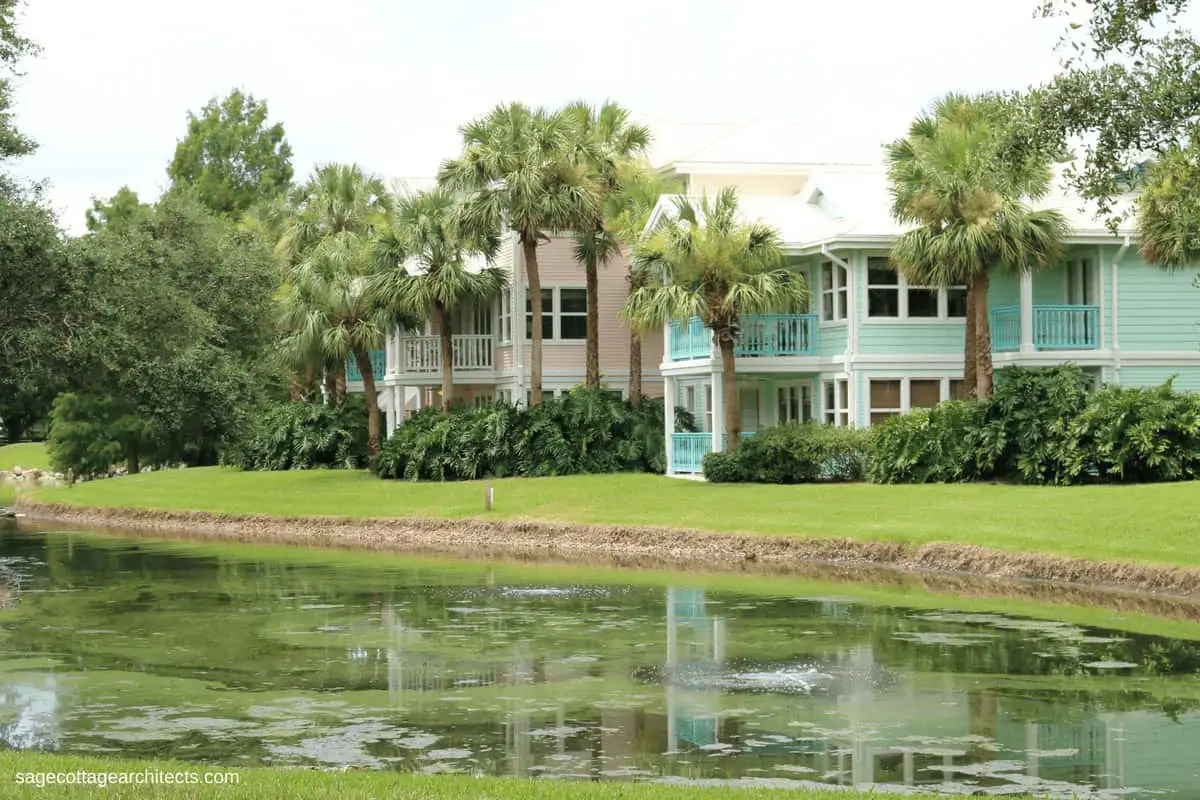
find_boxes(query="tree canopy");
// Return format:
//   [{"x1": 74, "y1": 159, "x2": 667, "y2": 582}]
[{"x1": 168, "y1": 89, "x2": 294, "y2": 217}]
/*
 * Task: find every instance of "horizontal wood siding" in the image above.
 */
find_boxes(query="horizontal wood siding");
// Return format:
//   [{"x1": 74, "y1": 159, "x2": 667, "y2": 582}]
[
  {"x1": 989, "y1": 271, "x2": 1020, "y2": 309},
  {"x1": 858, "y1": 323, "x2": 965, "y2": 355},
  {"x1": 1117, "y1": 255, "x2": 1200, "y2": 351},
  {"x1": 818, "y1": 325, "x2": 848, "y2": 357},
  {"x1": 1033, "y1": 262, "x2": 1067, "y2": 306},
  {"x1": 496, "y1": 345, "x2": 514, "y2": 371},
  {"x1": 1116, "y1": 365, "x2": 1200, "y2": 391}
]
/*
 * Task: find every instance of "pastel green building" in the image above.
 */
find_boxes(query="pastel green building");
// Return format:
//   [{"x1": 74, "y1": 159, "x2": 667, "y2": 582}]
[{"x1": 656, "y1": 161, "x2": 1200, "y2": 475}]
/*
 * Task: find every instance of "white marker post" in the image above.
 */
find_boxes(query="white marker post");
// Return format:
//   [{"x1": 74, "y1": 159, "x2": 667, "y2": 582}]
[{"x1": 485, "y1": 484, "x2": 494, "y2": 511}]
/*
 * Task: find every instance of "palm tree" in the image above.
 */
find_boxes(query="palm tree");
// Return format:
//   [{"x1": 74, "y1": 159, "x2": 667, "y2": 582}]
[
  {"x1": 279, "y1": 231, "x2": 392, "y2": 457},
  {"x1": 606, "y1": 165, "x2": 682, "y2": 407},
  {"x1": 562, "y1": 101, "x2": 651, "y2": 391},
  {"x1": 438, "y1": 103, "x2": 600, "y2": 406},
  {"x1": 620, "y1": 188, "x2": 806, "y2": 449},
  {"x1": 886, "y1": 93, "x2": 1069, "y2": 399},
  {"x1": 277, "y1": 164, "x2": 394, "y2": 407},
  {"x1": 1137, "y1": 146, "x2": 1200, "y2": 269},
  {"x1": 370, "y1": 188, "x2": 506, "y2": 412}
]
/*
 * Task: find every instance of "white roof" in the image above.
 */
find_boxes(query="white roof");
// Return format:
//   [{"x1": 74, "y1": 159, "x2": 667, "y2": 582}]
[
  {"x1": 647, "y1": 118, "x2": 884, "y2": 170},
  {"x1": 653, "y1": 165, "x2": 1138, "y2": 249}
]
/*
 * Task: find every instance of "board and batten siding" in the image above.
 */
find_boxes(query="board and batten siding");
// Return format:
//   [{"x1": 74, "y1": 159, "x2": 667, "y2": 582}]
[{"x1": 1116, "y1": 254, "x2": 1200, "y2": 351}]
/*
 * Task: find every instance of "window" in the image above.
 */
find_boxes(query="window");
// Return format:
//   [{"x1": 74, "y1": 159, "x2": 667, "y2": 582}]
[
  {"x1": 525, "y1": 288, "x2": 553, "y2": 341},
  {"x1": 866, "y1": 256, "x2": 967, "y2": 320},
  {"x1": 822, "y1": 379, "x2": 849, "y2": 427},
  {"x1": 473, "y1": 394, "x2": 494, "y2": 407},
  {"x1": 704, "y1": 384, "x2": 713, "y2": 433},
  {"x1": 559, "y1": 288, "x2": 587, "y2": 340},
  {"x1": 498, "y1": 289, "x2": 512, "y2": 343},
  {"x1": 777, "y1": 384, "x2": 812, "y2": 424},
  {"x1": 525, "y1": 287, "x2": 587, "y2": 341},
  {"x1": 821, "y1": 261, "x2": 848, "y2": 322},
  {"x1": 867, "y1": 259, "x2": 900, "y2": 318},
  {"x1": 869, "y1": 379, "x2": 902, "y2": 425},
  {"x1": 866, "y1": 377, "x2": 965, "y2": 425}
]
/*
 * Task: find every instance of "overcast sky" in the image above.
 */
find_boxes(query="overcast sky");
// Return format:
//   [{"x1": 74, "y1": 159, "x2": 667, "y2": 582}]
[{"x1": 7, "y1": 0, "x2": 1181, "y2": 232}]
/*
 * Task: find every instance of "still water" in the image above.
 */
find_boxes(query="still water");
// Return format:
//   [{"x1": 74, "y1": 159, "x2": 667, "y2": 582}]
[{"x1": 0, "y1": 525, "x2": 1198, "y2": 797}]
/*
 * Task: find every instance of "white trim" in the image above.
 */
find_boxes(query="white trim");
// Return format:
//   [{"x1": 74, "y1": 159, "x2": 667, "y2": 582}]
[
  {"x1": 525, "y1": 284, "x2": 588, "y2": 342},
  {"x1": 864, "y1": 375, "x2": 961, "y2": 426},
  {"x1": 865, "y1": 255, "x2": 966, "y2": 321}
]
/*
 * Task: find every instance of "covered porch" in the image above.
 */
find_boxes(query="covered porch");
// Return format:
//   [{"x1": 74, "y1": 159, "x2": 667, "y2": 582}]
[
  {"x1": 989, "y1": 256, "x2": 1103, "y2": 353},
  {"x1": 664, "y1": 373, "x2": 817, "y2": 474}
]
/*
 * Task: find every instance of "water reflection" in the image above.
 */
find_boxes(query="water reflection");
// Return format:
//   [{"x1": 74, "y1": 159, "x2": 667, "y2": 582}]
[{"x1": 0, "y1": 527, "x2": 1197, "y2": 796}]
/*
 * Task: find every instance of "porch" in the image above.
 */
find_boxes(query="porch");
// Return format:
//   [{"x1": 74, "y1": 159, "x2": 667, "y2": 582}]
[
  {"x1": 988, "y1": 257, "x2": 1102, "y2": 354},
  {"x1": 664, "y1": 374, "x2": 817, "y2": 474},
  {"x1": 667, "y1": 314, "x2": 819, "y2": 362}
]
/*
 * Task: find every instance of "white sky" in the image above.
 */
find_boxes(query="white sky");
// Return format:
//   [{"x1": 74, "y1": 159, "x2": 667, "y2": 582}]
[{"x1": 8, "y1": 0, "x2": 1190, "y2": 232}]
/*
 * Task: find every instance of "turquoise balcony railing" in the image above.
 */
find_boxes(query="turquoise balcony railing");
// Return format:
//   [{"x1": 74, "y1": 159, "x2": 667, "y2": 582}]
[
  {"x1": 1034, "y1": 305, "x2": 1099, "y2": 350},
  {"x1": 990, "y1": 305, "x2": 1099, "y2": 352},
  {"x1": 667, "y1": 315, "x2": 818, "y2": 362},
  {"x1": 670, "y1": 431, "x2": 756, "y2": 474},
  {"x1": 991, "y1": 307, "x2": 1021, "y2": 352},
  {"x1": 346, "y1": 349, "x2": 386, "y2": 382}
]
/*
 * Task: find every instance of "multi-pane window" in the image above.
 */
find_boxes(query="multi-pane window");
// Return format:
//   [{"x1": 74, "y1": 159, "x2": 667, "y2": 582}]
[
  {"x1": 777, "y1": 384, "x2": 813, "y2": 424},
  {"x1": 822, "y1": 379, "x2": 849, "y2": 427},
  {"x1": 867, "y1": 257, "x2": 966, "y2": 320},
  {"x1": 821, "y1": 261, "x2": 848, "y2": 322},
  {"x1": 498, "y1": 288, "x2": 512, "y2": 343},
  {"x1": 868, "y1": 377, "x2": 967, "y2": 425},
  {"x1": 524, "y1": 287, "x2": 587, "y2": 340}
]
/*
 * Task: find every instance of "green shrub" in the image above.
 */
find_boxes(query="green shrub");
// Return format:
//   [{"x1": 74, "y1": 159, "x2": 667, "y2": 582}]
[
  {"x1": 982, "y1": 365, "x2": 1093, "y2": 485},
  {"x1": 47, "y1": 393, "x2": 166, "y2": 476},
  {"x1": 866, "y1": 400, "x2": 986, "y2": 484},
  {"x1": 221, "y1": 397, "x2": 369, "y2": 471},
  {"x1": 701, "y1": 423, "x2": 867, "y2": 484},
  {"x1": 1072, "y1": 381, "x2": 1200, "y2": 483},
  {"x1": 375, "y1": 388, "x2": 695, "y2": 481}
]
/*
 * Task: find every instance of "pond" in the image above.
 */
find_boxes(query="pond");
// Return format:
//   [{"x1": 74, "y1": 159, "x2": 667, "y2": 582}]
[{"x1": 0, "y1": 524, "x2": 1198, "y2": 797}]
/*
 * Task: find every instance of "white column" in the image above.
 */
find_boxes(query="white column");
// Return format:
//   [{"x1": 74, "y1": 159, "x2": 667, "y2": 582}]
[
  {"x1": 385, "y1": 390, "x2": 396, "y2": 436},
  {"x1": 663, "y1": 376, "x2": 676, "y2": 474},
  {"x1": 395, "y1": 385, "x2": 406, "y2": 430},
  {"x1": 710, "y1": 369, "x2": 725, "y2": 453},
  {"x1": 1019, "y1": 270, "x2": 1034, "y2": 354},
  {"x1": 387, "y1": 327, "x2": 399, "y2": 376}
]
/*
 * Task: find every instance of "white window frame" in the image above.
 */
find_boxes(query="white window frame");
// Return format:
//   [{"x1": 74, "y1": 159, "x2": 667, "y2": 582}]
[
  {"x1": 865, "y1": 376, "x2": 966, "y2": 426},
  {"x1": 776, "y1": 382, "x2": 814, "y2": 424},
  {"x1": 820, "y1": 261, "x2": 849, "y2": 323},
  {"x1": 822, "y1": 379, "x2": 849, "y2": 427},
  {"x1": 865, "y1": 256, "x2": 966, "y2": 322},
  {"x1": 473, "y1": 393, "x2": 494, "y2": 407},
  {"x1": 498, "y1": 288, "x2": 512, "y2": 344},
  {"x1": 524, "y1": 285, "x2": 587, "y2": 342}
]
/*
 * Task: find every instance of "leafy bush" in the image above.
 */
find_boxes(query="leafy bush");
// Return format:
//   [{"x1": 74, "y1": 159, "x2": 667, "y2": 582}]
[
  {"x1": 47, "y1": 393, "x2": 166, "y2": 476},
  {"x1": 375, "y1": 388, "x2": 695, "y2": 481},
  {"x1": 703, "y1": 423, "x2": 867, "y2": 484},
  {"x1": 866, "y1": 400, "x2": 986, "y2": 484},
  {"x1": 221, "y1": 397, "x2": 369, "y2": 470},
  {"x1": 1072, "y1": 381, "x2": 1200, "y2": 483}
]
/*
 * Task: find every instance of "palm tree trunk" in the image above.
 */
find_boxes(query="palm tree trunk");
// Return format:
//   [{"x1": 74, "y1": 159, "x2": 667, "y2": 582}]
[
  {"x1": 585, "y1": 257, "x2": 600, "y2": 391},
  {"x1": 436, "y1": 301, "x2": 455, "y2": 412},
  {"x1": 963, "y1": 283, "x2": 977, "y2": 399},
  {"x1": 629, "y1": 329, "x2": 642, "y2": 408},
  {"x1": 717, "y1": 332, "x2": 741, "y2": 451},
  {"x1": 523, "y1": 236, "x2": 544, "y2": 406},
  {"x1": 303, "y1": 365, "x2": 316, "y2": 402},
  {"x1": 335, "y1": 368, "x2": 347, "y2": 407},
  {"x1": 323, "y1": 370, "x2": 337, "y2": 405},
  {"x1": 973, "y1": 270, "x2": 994, "y2": 399},
  {"x1": 289, "y1": 376, "x2": 300, "y2": 401},
  {"x1": 355, "y1": 349, "x2": 382, "y2": 459}
]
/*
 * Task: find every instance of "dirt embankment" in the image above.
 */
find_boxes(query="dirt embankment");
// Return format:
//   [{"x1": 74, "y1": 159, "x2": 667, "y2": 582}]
[{"x1": 16, "y1": 500, "x2": 1200, "y2": 609}]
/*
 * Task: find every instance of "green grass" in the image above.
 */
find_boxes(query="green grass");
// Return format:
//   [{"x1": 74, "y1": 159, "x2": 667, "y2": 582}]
[
  {"x1": 32, "y1": 467, "x2": 1200, "y2": 569},
  {"x1": 0, "y1": 752, "x2": 939, "y2": 799},
  {"x1": 0, "y1": 442, "x2": 48, "y2": 472}
]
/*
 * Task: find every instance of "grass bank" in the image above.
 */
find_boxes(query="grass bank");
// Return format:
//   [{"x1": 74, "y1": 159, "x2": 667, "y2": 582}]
[
  {"x1": 0, "y1": 752, "x2": 936, "y2": 800},
  {"x1": 0, "y1": 442, "x2": 49, "y2": 471},
  {"x1": 30, "y1": 466, "x2": 1200, "y2": 569}
]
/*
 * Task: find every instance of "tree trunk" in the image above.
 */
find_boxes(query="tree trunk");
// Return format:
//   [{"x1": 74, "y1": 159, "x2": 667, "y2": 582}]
[
  {"x1": 585, "y1": 257, "x2": 600, "y2": 391},
  {"x1": 629, "y1": 329, "x2": 642, "y2": 408},
  {"x1": 436, "y1": 301, "x2": 454, "y2": 412},
  {"x1": 523, "y1": 236, "x2": 544, "y2": 406},
  {"x1": 323, "y1": 370, "x2": 337, "y2": 405},
  {"x1": 718, "y1": 332, "x2": 741, "y2": 451},
  {"x1": 973, "y1": 270, "x2": 994, "y2": 399},
  {"x1": 302, "y1": 365, "x2": 316, "y2": 402},
  {"x1": 962, "y1": 282, "x2": 977, "y2": 399},
  {"x1": 355, "y1": 349, "x2": 382, "y2": 460}
]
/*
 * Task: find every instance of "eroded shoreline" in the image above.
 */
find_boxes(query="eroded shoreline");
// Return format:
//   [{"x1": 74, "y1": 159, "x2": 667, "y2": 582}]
[{"x1": 15, "y1": 498, "x2": 1200, "y2": 618}]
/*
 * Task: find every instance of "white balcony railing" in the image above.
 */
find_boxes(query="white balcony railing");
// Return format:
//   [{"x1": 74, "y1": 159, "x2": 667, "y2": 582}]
[{"x1": 399, "y1": 334, "x2": 494, "y2": 374}]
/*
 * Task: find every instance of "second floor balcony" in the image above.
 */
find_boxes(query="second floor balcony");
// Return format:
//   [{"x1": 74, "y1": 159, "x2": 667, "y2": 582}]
[
  {"x1": 399, "y1": 334, "x2": 494, "y2": 374},
  {"x1": 991, "y1": 305, "x2": 1100, "y2": 353},
  {"x1": 667, "y1": 314, "x2": 819, "y2": 362}
]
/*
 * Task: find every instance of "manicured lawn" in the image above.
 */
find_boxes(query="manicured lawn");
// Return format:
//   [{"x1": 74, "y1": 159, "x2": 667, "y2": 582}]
[
  {"x1": 0, "y1": 442, "x2": 49, "y2": 471},
  {"x1": 31, "y1": 466, "x2": 1200, "y2": 569},
  {"x1": 0, "y1": 752, "x2": 936, "y2": 799}
]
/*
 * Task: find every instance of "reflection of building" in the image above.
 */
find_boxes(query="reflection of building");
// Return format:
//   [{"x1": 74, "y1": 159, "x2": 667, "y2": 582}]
[{"x1": 0, "y1": 678, "x2": 60, "y2": 750}]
